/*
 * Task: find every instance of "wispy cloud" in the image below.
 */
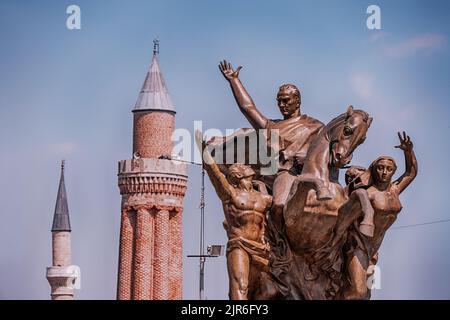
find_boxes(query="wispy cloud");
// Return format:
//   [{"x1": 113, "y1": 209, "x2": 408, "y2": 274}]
[
  {"x1": 369, "y1": 31, "x2": 389, "y2": 43},
  {"x1": 350, "y1": 73, "x2": 374, "y2": 100},
  {"x1": 48, "y1": 141, "x2": 78, "y2": 156},
  {"x1": 384, "y1": 33, "x2": 447, "y2": 58}
]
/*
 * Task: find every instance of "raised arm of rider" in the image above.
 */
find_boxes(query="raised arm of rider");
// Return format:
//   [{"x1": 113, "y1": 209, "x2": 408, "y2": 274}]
[
  {"x1": 228, "y1": 77, "x2": 268, "y2": 129},
  {"x1": 219, "y1": 60, "x2": 268, "y2": 129}
]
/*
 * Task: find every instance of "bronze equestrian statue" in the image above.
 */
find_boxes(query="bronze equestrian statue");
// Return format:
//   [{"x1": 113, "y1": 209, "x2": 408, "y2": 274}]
[{"x1": 200, "y1": 60, "x2": 417, "y2": 300}]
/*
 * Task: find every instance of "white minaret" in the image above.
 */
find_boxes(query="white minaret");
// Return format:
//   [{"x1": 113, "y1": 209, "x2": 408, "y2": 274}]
[{"x1": 46, "y1": 161, "x2": 80, "y2": 300}]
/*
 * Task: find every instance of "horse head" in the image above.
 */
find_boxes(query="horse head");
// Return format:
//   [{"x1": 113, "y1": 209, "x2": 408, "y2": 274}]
[{"x1": 327, "y1": 106, "x2": 372, "y2": 168}]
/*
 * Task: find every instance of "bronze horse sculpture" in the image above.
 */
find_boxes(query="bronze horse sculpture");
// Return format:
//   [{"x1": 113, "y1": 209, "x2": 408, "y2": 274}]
[
  {"x1": 284, "y1": 106, "x2": 373, "y2": 253},
  {"x1": 260, "y1": 106, "x2": 373, "y2": 299}
]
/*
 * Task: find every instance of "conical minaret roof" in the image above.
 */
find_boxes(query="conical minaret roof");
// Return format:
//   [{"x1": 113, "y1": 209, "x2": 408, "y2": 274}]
[
  {"x1": 134, "y1": 40, "x2": 175, "y2": 113},
  {"x1": 51, "y1": 160, "x2": 71, "y2": 232}
]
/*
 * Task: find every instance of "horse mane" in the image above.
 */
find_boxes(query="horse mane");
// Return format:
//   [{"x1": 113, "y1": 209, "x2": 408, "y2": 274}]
[{"x1": 326, "y1": 109, "x2": 370, "y2": 133}]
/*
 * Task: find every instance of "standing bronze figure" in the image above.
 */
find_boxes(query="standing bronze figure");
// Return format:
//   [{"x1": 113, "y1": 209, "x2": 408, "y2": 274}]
[
  {"x1": 195, "y1": 131, "x2": 272, "y2": 300},
  {"x1": 333, "y1": 132, "x2": 418, "y2": 299}
]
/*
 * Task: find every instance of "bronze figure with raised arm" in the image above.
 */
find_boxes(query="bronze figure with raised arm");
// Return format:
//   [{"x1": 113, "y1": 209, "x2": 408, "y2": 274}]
[
  {"x1": 219, "y1": 60, "x2": 323, "y2": 229},
  {"x1": 195, "y1": 130, "x2": 272, "y2": 300},
  {"x1": 337, "y1": 131, "x2": 418, "y2": 299}
]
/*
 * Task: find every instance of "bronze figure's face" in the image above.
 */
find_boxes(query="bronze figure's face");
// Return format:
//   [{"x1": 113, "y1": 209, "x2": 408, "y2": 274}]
[
  {"x1": 227, "y1": 163, "x2": 255, "y2": 190},
  {"x1": 373, "y1": 158, "x2": 397, "y2": 184},
  {"x1": 329, "y1": 106, "x2": 373, "y2": 168},
  {"x1": 239, "y1": 175, "x2": 254, "y2": 190},
  {"x1": 276, "y1": 84, "x2": 301, "y2": 119}
]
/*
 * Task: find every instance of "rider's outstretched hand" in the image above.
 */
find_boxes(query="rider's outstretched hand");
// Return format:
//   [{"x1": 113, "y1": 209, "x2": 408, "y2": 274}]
[{"x1": 219, "y1": 60, "x2": 242, "y2": 81}]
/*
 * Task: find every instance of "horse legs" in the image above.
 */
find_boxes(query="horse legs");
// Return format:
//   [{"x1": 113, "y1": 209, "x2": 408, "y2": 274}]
[
  {"x1": 297, "y1": 174, "x2": 333, "y2": 200},
  {"x1": 299, "y1": 132, "x2": 334, "y2": 200},
  {"x1": 334, "y1": 190, "x2": 374, "y2": 239}
]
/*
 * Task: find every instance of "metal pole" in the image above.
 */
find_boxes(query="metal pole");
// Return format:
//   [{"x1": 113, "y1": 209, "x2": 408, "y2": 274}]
[{"x1": 199, "y1": 167, "x2": 206, "y2": 300}]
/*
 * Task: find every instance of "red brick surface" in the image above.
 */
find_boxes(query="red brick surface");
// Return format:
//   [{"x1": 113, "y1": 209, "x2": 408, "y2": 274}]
[
  {"x1": 132, "y1": 208, "x2": 154, "y2": 299},
  {"x1": 153, "y1": 209, "x2": 170, "y2": 299},
  {"x1": 117, "y1": 210, "x2": 135, "y2": 300},
  {"x1": 169, "y1": 209, "x2": 183, "y2": 300},
  {"x1": 117, "y1": 110, "x2": 187, "y2": 300},
  {"x1": 133, "y1": 111, "x2": 174, "y2": 158}
]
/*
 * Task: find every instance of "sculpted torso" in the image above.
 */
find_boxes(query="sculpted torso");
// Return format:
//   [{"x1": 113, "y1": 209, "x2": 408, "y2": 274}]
[
  {"x1": 366, "y1": 184, "x2": 403, "y2": 253},
  {"x1": 224, "y1": 190, "x2": 272, "y2": 241}
]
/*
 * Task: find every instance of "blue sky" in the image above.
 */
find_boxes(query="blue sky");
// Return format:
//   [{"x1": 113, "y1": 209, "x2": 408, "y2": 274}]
[{"x1": 0, "y1": 0, "x2": 449, "y2": 299}]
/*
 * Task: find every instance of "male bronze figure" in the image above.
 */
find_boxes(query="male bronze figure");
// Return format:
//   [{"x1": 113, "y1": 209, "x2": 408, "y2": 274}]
[
  {"x1": 219, "y1": 60, "x2": 323, "y2": 229},
  {"x1": 195, "y1": 131, "x2": 272, "y2": 300}
]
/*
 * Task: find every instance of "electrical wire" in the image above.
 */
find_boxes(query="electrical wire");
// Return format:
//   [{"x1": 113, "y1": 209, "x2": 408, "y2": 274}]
[{"x1": 392, "y1": 218, "x2": 450, "y2": 230}]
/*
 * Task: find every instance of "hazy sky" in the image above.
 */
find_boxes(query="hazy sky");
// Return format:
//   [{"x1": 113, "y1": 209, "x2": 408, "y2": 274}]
[{"x1": 0, "y1": 0, "x2": 449, "y2": 299}]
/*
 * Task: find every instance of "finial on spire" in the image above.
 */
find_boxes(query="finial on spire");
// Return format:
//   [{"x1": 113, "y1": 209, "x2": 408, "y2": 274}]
[
  {"x1": 153, "y1": 37, "x2": 160, "y2": 56},
  {"x1": 134, "y1": 37, "x2": 175, "y2": 113},
  {"x1": 61, "y1": 159, "x2": 65, "y2": 173}
]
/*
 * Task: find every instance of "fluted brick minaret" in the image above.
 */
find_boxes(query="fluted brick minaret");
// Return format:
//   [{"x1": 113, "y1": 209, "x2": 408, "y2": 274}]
[
  {"x1": 117, "y1": 40, "x2": 188, "y2": 300},
  {"x1": 47, "y1": 161, "x2": 78, "y2": 300}
]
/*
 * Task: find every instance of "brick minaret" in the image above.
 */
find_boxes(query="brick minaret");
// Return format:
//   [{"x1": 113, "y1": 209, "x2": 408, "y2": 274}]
[
  {"x1": 117, "y1": 41, "x2": 188, "y2": 300},
  {"x1": 46, "y1": 161, "x2": 78, "y2": 300}
]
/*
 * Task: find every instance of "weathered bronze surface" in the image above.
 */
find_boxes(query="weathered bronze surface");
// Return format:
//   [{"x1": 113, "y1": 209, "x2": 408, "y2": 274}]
[
  {"x1": 195, "y1": 131, "x2": 272, "y2": 300},
  {"x1": 202, "y1": 60, "x2": 418, "y2": 300}
]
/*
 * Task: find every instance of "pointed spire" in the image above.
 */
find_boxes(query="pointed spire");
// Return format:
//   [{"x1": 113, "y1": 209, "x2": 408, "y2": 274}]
[
  {"x1": 51, "y1": 160, "x2": 71, "y2": 232},
  {"x1": 134, "y1": 39, "x2": 175, "y2": 113}
]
